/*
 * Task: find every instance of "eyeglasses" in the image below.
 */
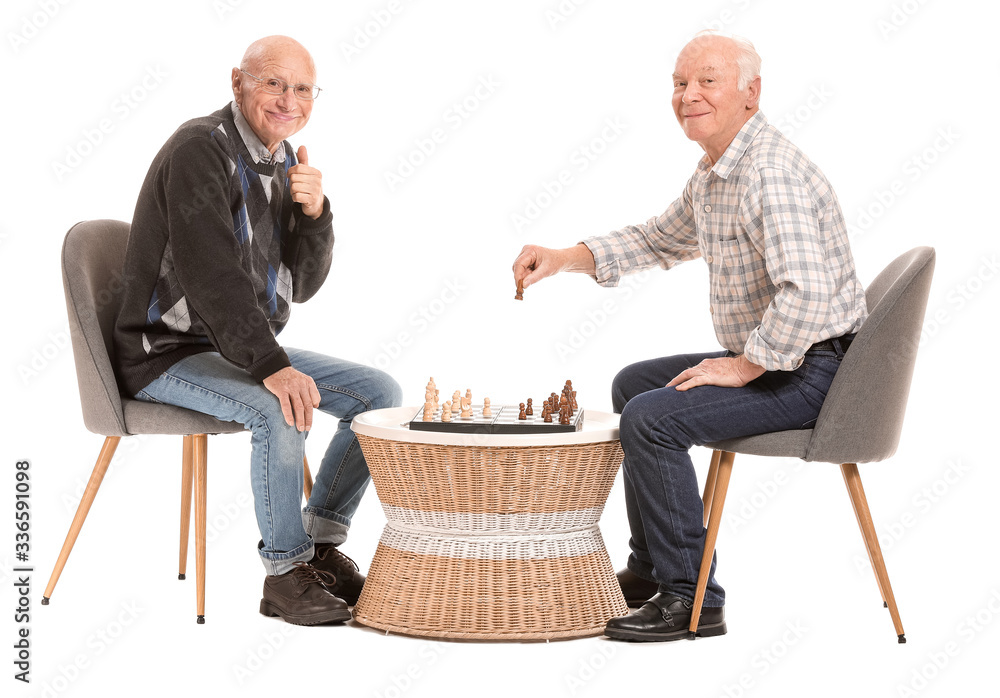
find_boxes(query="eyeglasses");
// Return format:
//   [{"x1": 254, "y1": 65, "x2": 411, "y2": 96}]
[{"x1": 238, "y1": 69, "x2": 322, "y2": 100}]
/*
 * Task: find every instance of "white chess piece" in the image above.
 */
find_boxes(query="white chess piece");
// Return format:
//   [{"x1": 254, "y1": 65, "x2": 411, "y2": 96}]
[
  {"x1": 460, "y1": 396, "x2": 473, "y2": 419},
  {"x1": 442, "y1": 401, "x2": 453, "y2": 422},
  {"x1": 482, "y1": 397, "x2": 492, "y2": 417}
]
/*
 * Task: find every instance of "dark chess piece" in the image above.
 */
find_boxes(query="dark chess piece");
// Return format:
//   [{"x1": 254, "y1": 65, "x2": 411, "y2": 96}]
[
  {"x1": 542, "y1": 405, "x2": 552, "y2": 423},
  {"x1": 570, "y1": 390, "x2": 577, "y2": 412},
  {"x1": 526, "y1": 398, "x2": 533, "y2": 416},
  {"x1": 518, "y1": 402, "x2": 527, "y2": 420}
]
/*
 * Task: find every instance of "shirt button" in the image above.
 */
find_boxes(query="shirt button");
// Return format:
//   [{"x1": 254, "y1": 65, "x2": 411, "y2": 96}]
[
  {"x1": 709, "y1": 306, "x2": 715, "y2": 315},
  {"x1": 706, "y1": 255, "x2": 714, "y2": 264},
  {"x1": 704, "y1": 204, "x2": 712, "y2": 213}
]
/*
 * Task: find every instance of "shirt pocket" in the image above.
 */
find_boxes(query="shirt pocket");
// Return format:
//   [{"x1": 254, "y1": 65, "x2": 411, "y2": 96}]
[{"x1": 711, "y1": 237, "x2": 750, "y2": 302}]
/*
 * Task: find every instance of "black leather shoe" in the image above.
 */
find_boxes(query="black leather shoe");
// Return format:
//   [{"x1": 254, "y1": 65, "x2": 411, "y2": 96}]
[
  {"x1": 616, "y1": 568, "x2": 660, "y2": 607},
  {"x1": 259, "y1": 563, "x2": 352, "y2": 625},
  {"x1": 605, "y1": 592, "x2": 726, "y2": 642},
  {"x1": 310, "y1": 543, "x2": 366, "y2": 605}
]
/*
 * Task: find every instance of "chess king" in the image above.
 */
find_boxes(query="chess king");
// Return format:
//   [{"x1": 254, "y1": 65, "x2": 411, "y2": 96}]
[
  {"x1": 512, "y1": 31, "x2": 867, "y2": 641},
  {"x1": 113, "y1": 36, "x2": 402, "y2": 624}
]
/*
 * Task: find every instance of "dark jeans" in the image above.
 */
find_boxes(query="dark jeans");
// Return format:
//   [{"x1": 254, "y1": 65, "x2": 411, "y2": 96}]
[{"x1": 611, "y1": 346, "x2": 845, "y2": 607}]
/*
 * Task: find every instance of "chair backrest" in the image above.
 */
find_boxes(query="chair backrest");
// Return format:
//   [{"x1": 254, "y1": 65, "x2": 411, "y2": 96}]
[
  {"x1": 806, "y1": 247, "x2": 936, "y2": 463},
  {"x1": 62, "y1": 220, "x2": 131, "y2": 437}
]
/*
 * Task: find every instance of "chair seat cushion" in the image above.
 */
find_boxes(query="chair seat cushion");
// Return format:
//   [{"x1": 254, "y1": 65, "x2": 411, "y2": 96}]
[
  {"x1": 123, "y1": 399, "x2": 244, "y2": 436},
  {"x1": 706, "y1": 429, "x2": 812, "y2": 459}
]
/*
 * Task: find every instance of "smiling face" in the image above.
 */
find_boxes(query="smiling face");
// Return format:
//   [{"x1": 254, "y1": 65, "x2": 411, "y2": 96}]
[
  {"x1": 231, "y1": 36, "x2": 316, "y2": 154},
  {"x1": 671, "y1": 36, "x2": 760, "y2": 165}
]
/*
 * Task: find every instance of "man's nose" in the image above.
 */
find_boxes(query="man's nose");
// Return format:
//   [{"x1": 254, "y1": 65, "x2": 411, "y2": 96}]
[
  {"x1": 682, "y1": 85, "x2": 701, "y2": 103},
  {"x1": 275, "y1": 88, "x2": 297, "y2": 110}
]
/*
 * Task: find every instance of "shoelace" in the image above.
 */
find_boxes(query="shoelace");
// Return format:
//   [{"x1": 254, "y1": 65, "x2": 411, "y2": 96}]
[
  {"x1": 291, "y1": 562, "x2": 337, "y2": 587},
  {"x1": 315, "y1": 545, "x2": 359, "y2": 573}
]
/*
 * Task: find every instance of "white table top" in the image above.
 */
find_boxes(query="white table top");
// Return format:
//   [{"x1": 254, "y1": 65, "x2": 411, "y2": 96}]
[{"x1": 352, "y1": 406, "x2": 620, "y2": 447}]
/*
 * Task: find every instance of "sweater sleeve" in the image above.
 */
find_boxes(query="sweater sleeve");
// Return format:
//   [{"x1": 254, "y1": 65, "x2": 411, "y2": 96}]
[
  {"x1": 285, "y1": 196, "x2": 334, "y2": 303},
  {"x1": 161, "y1": 137, "x2": 290, "y2": 381}
]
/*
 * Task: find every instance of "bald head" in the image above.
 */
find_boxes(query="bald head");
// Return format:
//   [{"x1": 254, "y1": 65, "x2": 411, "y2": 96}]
[{"x1": 240, "y1": 35, "x2": 316, "y2": 81}]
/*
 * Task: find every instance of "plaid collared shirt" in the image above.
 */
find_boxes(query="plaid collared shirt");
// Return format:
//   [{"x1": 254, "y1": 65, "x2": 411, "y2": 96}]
[
  {"x1": 583, "y1": 111, "x2": 867, "y2": 371},
  {"x1": 231, "y1": 100, "x2": 286, "y2": 165}
]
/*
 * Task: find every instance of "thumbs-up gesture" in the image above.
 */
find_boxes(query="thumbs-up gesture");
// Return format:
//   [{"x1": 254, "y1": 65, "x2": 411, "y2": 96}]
[{"x1": 288, "y1": 145, "x2": 323, "y2": 220}]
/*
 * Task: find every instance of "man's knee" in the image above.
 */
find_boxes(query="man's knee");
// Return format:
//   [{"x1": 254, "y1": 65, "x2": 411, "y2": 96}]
[
  {"x1": 620, "y1": 390, "x2": 690, "y2": 452},
  {"x1": 612, "y1": 363, "x2": 646, "y2": 413},
  {"x1": 365, "y1": 369, "x2": 402, "y2": 410}
]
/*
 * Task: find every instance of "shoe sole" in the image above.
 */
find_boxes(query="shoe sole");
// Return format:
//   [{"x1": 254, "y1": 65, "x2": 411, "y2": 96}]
[
  {"x1": 259, "y1": 600, "x2": 352, "y2": 626},
  {"x1": 605, "y1": 621, "x2": 727, "y2": 642}
]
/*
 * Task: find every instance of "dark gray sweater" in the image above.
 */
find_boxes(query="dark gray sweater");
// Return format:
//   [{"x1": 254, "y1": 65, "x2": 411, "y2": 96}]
[{"x1": 113, "y1": 103, "x2": 334, "y2": 396}]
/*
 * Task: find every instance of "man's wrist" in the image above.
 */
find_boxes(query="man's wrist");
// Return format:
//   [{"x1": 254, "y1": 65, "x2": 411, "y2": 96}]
[{"x1": 737, "y1": 354, "x2": 766, "y2": 383}]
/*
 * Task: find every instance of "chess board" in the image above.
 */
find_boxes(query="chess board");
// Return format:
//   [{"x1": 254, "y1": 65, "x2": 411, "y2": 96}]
[{"x1": 409, "y1": 404, "x2": 584, "y2": 434}]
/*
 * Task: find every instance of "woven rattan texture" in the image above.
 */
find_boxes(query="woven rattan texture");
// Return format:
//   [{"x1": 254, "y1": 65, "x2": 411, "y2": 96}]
[
  {"x1": 356, "y1": 435, "x2": 624, "y2": 514},
  {"x1": 354, "y1": 544, "x2": 628, "y2": 640}
]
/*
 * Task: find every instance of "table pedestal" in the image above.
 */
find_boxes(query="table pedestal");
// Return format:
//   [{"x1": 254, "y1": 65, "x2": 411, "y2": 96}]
[{"x1": 352, "y1": 434, "x2": 628, "y2": 640}]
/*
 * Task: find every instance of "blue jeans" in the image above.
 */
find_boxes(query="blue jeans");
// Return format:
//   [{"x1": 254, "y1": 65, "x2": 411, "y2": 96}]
[
  {"x1": 136, "y1": 348, "x2": 402, "y2": 575},
  {"x1": 611, "y1": 346, "x2": 844, "y2": 607}
]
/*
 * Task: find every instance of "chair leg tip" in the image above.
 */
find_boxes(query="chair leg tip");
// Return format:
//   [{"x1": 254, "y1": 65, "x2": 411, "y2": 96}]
[
  {"x1": 197, "y1": 615, "x2": 205, "y2": 624},
  {"x1": 884, "y1": 601, "x2": 888, "y2": 608},
  {"x1": 178, "y1": 574, "x2": 186, "y2": 580},
  {"x1": 686, "y1": 631, "x2": 697, "y2": 640},
  {"x1": 41, "y1": 597, "x2": 50, "y2": 606},
  {"x1": 898, "y1": 634, "x2": 906, "y2": 644}
]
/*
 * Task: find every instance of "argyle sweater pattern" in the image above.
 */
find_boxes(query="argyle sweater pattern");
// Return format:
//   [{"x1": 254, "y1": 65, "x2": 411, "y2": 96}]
[{"x1": 113, "y1": 103, "x2": 334, "y2": 397}]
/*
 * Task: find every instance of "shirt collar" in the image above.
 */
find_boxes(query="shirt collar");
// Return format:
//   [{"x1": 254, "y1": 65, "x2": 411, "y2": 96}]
[
  {"x1": 699, "y1": 110, "x2": 768, "y2": 179},
  {"x1": 230, "y1": 101, "x2": 286, "y2": 165}
]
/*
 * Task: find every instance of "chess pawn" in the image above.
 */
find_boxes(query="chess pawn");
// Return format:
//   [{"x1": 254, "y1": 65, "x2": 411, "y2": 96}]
[
  {"x1": 466, "y1": 388, "x2": 473, "y2": 403},
  {"x1": 460, "y1": 396, "x2": 473, "y2": 419},
  {"x1": 542, "y1": 405, "x2": 552, "y2": 423},
  {"x1": 518, "y1": 402, "x2": 527, "y2": 420},
  {"x1": 422, "y1": 400, "x2": 434, "y2": 421},
  {"x1": 526, "y1": 398, "x2": 533, "y2": 416},
  {"x1": 452, "y1": 390, "x2": 461, "y2": 408},
  {"x1": 559, "y1": 405, "x2": 570, "y2": 425},
  {"x1": 433, "y1": 389, "x2": 440, "y2": 410},
  {"x1": 570, "y1": 390, "x2": 578, "y2": 412},
  {"x1": 442, "y1": 401, "x2": 453, "y2": 422},
  {"x1": 482, "y1": 398, "x2": 492, "y2": 417}
]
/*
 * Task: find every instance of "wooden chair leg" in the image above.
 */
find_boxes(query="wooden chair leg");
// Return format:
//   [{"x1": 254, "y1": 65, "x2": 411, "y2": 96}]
[
  {"x1": 690, "y1": 450, "x2": 735, "y2": 636},
  {"x1": 178, "y1": 436, "x2": 194, "y2": 581},
  {"x1": 193, "y1": 434, "x2": 208, "y2": 624},
  {"x1": 303, "y1": 455, "x2": 313, "y2": 501},
  {"x1": 843, "y1": 465, "x2": 888, "y2": 608},
  {"x1": 42, "y1": 436, "x2": 121, "y2": 604},
  {"x1": 841, "y1": 463, "x2": 906, "y2": 643},
  {"x1": 703, "y1": 450, "x2": 722, "y2": 527}
]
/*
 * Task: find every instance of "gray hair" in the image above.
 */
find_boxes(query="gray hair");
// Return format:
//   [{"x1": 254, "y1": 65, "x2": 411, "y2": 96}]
[{"x1": 692, "y1": 30, "x2": 761, "y2": 91}]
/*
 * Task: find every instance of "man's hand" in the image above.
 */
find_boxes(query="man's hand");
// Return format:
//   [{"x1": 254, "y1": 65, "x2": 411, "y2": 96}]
[
  {"x1": 667, "y1": 354, "x2": 766, "y2": 392},
  {"x1": 288, "y1": 145, "x2": 324, "y2": 219},
  {"x1": 263, "y1": 366, "x2": 321, "y2": 431},
  {"x1": 512, "y1": 243, "x2": 596, "y2": 290}
]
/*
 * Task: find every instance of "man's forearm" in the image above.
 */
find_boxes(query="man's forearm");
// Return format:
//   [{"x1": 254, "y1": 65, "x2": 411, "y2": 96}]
[{"x1": 560, "y1": 243, "x2": 597, "y2": 275}]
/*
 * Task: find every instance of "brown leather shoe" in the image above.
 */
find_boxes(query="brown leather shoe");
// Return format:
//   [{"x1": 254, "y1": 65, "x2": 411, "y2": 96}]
[
  {"x1": 310, "y1": 543, "x2": 366, "y2": 605},
  {"x1": 617, "y1": 567, "x2": 660, "y2": 607},
  {"x1": 259, "y1": 563, "x2": 352, "y2": 625}
]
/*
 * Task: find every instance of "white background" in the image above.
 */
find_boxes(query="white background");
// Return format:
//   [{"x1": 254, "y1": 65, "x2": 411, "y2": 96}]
[{"x1": 2, "y1": 0, "x2": 998, "y2": 696}]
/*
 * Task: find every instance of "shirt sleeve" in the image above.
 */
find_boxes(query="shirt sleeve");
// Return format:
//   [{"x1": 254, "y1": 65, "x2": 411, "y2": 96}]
[
  {"x1": 163, "y1": 137, "x2": 290, "y2": 381},
  {"x1": 582, "y1": 177, "x2": 701, "y2": 287},
  {"x1": 741, "y1": 167, "x2": 836, "y2": 370}
]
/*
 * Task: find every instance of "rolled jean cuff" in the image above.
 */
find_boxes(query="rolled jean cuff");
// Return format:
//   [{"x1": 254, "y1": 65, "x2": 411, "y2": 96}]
[
  {"x1": 258, "y1": 538, "x2": 315, "y2": 576},
  {"x1": 302, "y1": 507, "x2": 351, "y2": 546}
]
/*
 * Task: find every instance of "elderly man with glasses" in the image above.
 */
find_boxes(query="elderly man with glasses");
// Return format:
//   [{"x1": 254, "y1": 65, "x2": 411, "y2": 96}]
[{"x1": 113, "y1": 36, "x2": 401, "y2": 625}]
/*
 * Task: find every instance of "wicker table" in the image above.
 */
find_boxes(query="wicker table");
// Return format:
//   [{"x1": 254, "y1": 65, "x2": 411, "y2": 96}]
[{"x1": 351, "y1": 407, "x2": 628, "y2": 641}]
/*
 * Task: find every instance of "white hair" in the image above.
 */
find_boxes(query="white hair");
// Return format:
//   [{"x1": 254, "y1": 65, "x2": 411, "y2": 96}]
[{"x1": 692, "y1": 30, "x2": 761, "y2": 91}]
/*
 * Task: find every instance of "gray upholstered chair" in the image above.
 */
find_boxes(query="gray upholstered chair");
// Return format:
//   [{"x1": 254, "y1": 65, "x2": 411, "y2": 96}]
[
  {"x1": 689, "y1": 247, "x2": 936, "y2": 643},
  {"x1": 42, "y1": 219, "x2": 314, "y2": 624}
]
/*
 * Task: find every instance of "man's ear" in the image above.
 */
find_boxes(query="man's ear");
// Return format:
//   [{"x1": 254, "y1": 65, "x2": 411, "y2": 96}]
[
  {"x1": 231, "y1": 67, "x2": 242, "y2": 106},
  {"x1": 746, "y1": 75, "x2": 761, "y2": 110}
]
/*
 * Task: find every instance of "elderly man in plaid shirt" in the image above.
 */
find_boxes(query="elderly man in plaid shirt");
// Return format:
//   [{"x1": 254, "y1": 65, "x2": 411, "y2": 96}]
[{"x1": 513, "y1": 31, "x2": 867, "y2": 642}]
